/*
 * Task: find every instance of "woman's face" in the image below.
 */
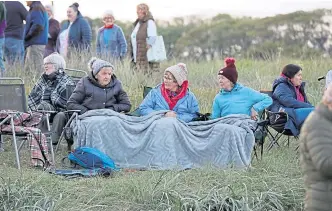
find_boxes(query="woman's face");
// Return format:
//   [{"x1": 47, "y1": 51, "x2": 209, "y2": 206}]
[
  {"x1": 103, "y1": 15, "x2": 114, "y2": 26},
  {"x1": 163, "y1": 71, "x2": 178, "y2": 91},
  {"x1": 136, "y1": 8, "x2": 146, "y2": 19},
  {"x1": 290, "y1": 70, "x2": 303, "y2": 87},
  {"x1": 96, "y1": 67, "x2": 113, "y2": 87},
  {"x1": 67, "y1": 7, "x2": 77, "y2": 22},
  {"x1": 43, "y1": 62, "x2": 56, "y2": 75},
  {"x1": 218, "y1": 75, "x2": 233, "y2": 91}
]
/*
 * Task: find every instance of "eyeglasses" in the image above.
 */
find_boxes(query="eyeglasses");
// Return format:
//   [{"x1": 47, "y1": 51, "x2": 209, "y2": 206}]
[
  {"x1": 43, "y1": 62, "x2": 55, "y2": 66},
  {"x1": 103, "y1": 16, "x2": 114, "y2": 20},
  {"x1": 163, "y1": 75, "x2": 177, "y2": 83}
]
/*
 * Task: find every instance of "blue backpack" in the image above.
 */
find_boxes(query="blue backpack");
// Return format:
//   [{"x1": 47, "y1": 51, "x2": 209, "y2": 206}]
[{"x1": 67, "y1": 147, "x2": 118, "y2": 170}]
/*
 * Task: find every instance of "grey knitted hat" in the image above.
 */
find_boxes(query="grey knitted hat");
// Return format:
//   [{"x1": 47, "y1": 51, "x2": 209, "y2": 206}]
[
  {"x1": 164, "y1": 63, "x2": 188, "y2": 86},
  {"x1": 43, "y1": 52, "x2": 66, "y2": 71},
  {"x1": 88, "y1": 57, "x2": 114, "y2": 75}
]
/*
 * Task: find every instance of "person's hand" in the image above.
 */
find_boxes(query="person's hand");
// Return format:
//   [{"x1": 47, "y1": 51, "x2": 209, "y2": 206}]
[
  {"x1": 165, "y1": 111, "x2": 177, "y2": 118},
  {"x1": 251, "y1": 107, "x2": 258, "y2": 120},
  {"x1": 146, "y1": 44, "x2": 152, "y2": 49}
]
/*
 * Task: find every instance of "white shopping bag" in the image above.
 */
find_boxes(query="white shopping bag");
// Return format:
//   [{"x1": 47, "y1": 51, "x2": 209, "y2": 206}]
[{"x1": 147, "y1": 36, "x2": 167, "y2": 62}]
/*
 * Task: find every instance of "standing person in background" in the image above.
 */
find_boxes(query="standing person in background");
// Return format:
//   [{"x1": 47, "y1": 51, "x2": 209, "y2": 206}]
[
  {"x1": 0, "y1": 2, "x2": 6, "y2": 76},
  {"x1": 128, "y1": 3, "x2": 159, "y2": 74},
  {"x1": 57, "y1": 3, "x2": 92, "y2": 58},
  {"x1": 24, "y1": 1, "x2": 49, "y2": 74},
  {"x1": 44, "y1": 4, "x2": 60, "y2": 58},
  {"x1": 96, "y1": 10, "x2": 127, "y2": 63},
  {"x1": 4, "y1": 1, "x2": 27, "y2": 65}
]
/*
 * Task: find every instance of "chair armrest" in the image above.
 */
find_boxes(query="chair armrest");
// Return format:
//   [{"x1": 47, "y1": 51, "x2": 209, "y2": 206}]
[
  {"x1": 31, "y1": 110, "x2": 57, "y2": 114},
  {"x1": 64, "y1": 110, "x2": 81, "y2": 113}
]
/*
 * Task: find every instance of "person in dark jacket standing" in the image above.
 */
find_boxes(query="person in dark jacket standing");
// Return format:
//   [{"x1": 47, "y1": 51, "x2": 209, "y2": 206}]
[
  {"x1": 67, "y1": 57, "x2": 131, "y2": 114},
  {"x1": 0, "y1": 2, "x2": 6, "y2": 75},
  {"x1": 44, "y1": 4, "x2": 60, "y2": 57},
  {"x1": 24, "y1": 1, "x2": 49, "y2": 74},
  {"x1": 57, "y1": 3, "x2": 91, "y2": 58},
  {"x1": 4, "y1": 1, "x2": 27, "y2": 65},
  {"x1": 300, "y1": 83, "x2": 332, "y2": 211},
  {"x1": 270, "y1": 64, "x2": 314, "y2": 136}
]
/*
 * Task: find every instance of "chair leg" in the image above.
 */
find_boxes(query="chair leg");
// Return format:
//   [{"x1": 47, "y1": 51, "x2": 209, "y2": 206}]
[
  {"x1": 55, "y1": 113, "x2": 76, "y2": 152},
  {"x1": 287, "y1": 136, "x2": 290, "y2": 148},
  {"x1": 0, "y1": 135, "x2": 4, "y2": 152},
  {"x1": 45, "y1": 113, "x2": 55, "y2": 164},
  {"x1": 11, "y1": 116, "x2": 21, "y2": 170}
]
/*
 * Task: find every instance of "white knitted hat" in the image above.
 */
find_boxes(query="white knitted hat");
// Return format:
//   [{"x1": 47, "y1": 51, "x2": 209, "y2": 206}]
[
  {"x1": 326, "y1": 70, "x2": 332, "y2": 89},
  {"x1": 164, "y1": 63, "x2": 188, "y2": 86},
  {"x1": 43, "y1": 52, "x2": 66, "y2": 70},
  {"x1": 88, "y1": 57, "x2": 114, "y2": 75}
]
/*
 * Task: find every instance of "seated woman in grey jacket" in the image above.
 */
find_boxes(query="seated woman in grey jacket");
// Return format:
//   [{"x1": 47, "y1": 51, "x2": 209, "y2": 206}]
[{"x1": 67, "y1": 57, "x2": 131, "y2": 114}]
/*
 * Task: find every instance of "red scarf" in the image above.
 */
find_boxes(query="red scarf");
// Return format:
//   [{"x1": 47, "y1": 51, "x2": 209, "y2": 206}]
[
  {"x1": 280, "y1": 73, "x2": 304, "y2": 102},
  {"x1": 104, "y1": 24, "x2": 114, "y2": 29},
  {"x1": 161, "y1": 81, "x2": 188, "y2": 110}
]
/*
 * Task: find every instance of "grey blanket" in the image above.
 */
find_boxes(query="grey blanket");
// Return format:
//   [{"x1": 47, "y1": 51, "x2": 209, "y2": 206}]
[{"x1": 72, "y1": 109, "x2": 257, "y2": 170}]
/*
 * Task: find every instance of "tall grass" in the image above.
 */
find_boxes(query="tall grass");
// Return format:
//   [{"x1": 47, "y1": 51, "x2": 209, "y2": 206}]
[{"x1": 1, "y1": 53, "x2": 331, "y2": 210}]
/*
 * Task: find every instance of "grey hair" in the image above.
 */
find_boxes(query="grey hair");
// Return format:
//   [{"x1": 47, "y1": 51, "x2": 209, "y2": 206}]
[
  {"x1": 44, "y1": 4, "x2": 54, "y2": 15},
  {"x1": 102, "y1": 10, "x2": 115, "y2": 19}
]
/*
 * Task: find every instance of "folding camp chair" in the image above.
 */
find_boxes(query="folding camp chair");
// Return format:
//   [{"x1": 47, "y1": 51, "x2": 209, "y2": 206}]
[
  {"x1": 0, "y1": 78, "x2": 55, "y2": 169},
  {"x1": 258, "y1": 90, "x2": 299, "y2": 151},
  {"x1": 55, "y1": 68, "x2": 87, "y2": 152}
]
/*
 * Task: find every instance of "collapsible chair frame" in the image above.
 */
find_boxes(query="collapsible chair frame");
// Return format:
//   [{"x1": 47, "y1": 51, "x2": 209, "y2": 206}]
[{"x1": 0, "y1": 78, "x2": 55, "y2": 168}]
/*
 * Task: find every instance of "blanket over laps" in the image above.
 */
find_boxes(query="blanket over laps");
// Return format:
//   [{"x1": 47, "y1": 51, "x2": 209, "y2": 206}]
[{"x1": 72, "y1": 109, "x2": 256, "y2": 170}]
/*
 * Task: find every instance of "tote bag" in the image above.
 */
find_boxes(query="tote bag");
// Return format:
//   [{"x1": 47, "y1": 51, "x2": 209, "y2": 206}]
[{"x1": 147, "y1": 36, "x2": 167, "y2": 62}]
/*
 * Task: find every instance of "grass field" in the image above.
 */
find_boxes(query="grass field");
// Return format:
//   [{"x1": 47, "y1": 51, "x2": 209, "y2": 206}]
[{"x1": 0, "y1": 56, "x2": 330, "y2": 210}]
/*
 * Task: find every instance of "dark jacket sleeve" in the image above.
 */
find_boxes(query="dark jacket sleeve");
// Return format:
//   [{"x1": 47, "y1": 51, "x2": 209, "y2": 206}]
[
  {"x1": 49, "y1": 19, "x2": 60, "y2": 42},
  {"x1": 80, "y1": 18, "x2": 92, "y2": 50},
  {"x1": 25, "y1": 11, "x2": 46, "y2": 41},
  {"x1": 113, "y1": 82, "x2": 131, "y2": 112},
  {"x1": 19, "y1": 3, "x2": 28, "y2": 21},
  {"x1": 273, "y1": 83, "x2": 313, "y2": 109},
  {"x1": 66, "y1": 78, "x2": 88, "y2": 114}
]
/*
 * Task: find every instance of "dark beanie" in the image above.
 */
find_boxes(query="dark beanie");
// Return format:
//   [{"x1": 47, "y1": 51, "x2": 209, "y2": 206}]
[
  {"x1": 218, "y1": 57, "x2": 238, "y2": 84},
  {"x1": 282, "y1": 64, "x2": 302, "y2": 79}
]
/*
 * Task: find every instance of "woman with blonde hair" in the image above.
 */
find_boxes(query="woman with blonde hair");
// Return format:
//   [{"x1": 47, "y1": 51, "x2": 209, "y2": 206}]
[{"x1": 128, "y1": 3, "x2": 159, "y2": 74}]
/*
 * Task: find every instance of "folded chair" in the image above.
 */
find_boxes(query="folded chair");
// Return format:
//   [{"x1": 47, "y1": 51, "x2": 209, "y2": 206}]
[
  {"x1": 55, "y1": 68, "x2": 87, "y2": 152},
  {"x1": 258, "y1": 90, "x2": 299, "y2": 151},
  {"x1": 0, "y1": 78, "x2": 54, "y2": 169}
]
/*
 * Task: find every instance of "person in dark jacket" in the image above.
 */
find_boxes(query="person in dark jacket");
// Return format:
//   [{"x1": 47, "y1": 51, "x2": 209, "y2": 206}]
[
  {"x1": 57, "y1": 2, "x2": 92, "y2": 58},
  {"x1": 300, "y1": 83, "x2": 332, "y2": 211},
  {"x1": 44, "y1": 4, "x2": 60, "y2": 57},
  {"x1": 4, "y1": 1, "x2": 27, "y2": 65},
  {"x1": 28, "y1": 53, "x2": 75, "y2": 144},
  {"x1": 67, "y1": 57, "x2": 131, "y2": 114},
  {"x1": 270, "y1": 64, "x2": 314, "y2": 136},
  {"x1": 24, "y1": 1, "x2": 49, "y2": 74}
]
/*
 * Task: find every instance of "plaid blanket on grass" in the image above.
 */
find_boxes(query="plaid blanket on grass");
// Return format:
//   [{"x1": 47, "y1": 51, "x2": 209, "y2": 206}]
[{"x1": 0, "y1": 110, "x2": 51, "y2": 168}]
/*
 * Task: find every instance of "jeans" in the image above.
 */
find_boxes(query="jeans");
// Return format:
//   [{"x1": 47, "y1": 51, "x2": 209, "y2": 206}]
[
  {"x1": 295, "y1": 107, "x2": 315, "y2": 127},
  {"x1": 4, "y1": 37, "x2": 24, "y2": 65}
]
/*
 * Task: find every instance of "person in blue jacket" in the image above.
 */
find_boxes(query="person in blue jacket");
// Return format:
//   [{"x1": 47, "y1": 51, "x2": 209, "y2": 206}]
[
  {"x1": 212, "y1": 58, "x2": 272, "y2": 120},
  {"x1": 270, "y1": 64, "x2": 314, "y2": 136},
  {"x1": 57, "y1": 2, "x2": 92, "y2": 57},
  {"x1": 139, "y1": 63, "x2": 199, "y2": 123},
  {"x1": 96, "y1": 10, "x2": 127, "y2": 62},
  {"x1": 24, "y1": 1, "x2": 49, "y2": 74}
]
